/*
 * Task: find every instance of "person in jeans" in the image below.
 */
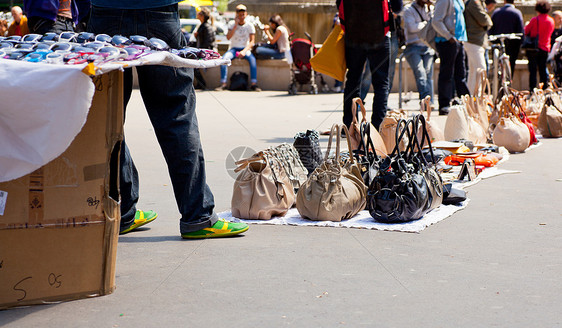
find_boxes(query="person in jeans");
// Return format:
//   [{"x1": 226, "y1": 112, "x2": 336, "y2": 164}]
[
  {"x1": 24, "y1": 0, "x2": 90, "y2": 34},
  {"x1": 489, "y1": 0, "x2": 524, "y2": 75},
  {"x1": 524, "y1": 0, "x2": 554, "y2": 90},
  {"x1": 403, "y1": 0, "x2": 434, "y2": 103},
  {"x1": 255, "y1": 14, "x2": 292, "y2": 63},
  {"x1": 337, "y1": 0, "x2": 403, "y2": 130},
  {"x1": 464, "y1": 0, "x2": 493, "y2": 93},
  {"x1": 217, "y1": 4, "x2": 260, "y2": 91},
  {"x1": 88, "y1": 1, "x2": 248, "y2": 239},
  {"x1": 432, "y1": 0, "x2": 471, "y2": 115}
]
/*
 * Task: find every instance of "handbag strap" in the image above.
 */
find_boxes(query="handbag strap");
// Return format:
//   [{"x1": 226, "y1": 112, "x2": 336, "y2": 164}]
[
  {"x1": 325, "y1": 123, "x2": 357, "y2": 165},
  {"x1": 352, "y1": 97, "x2": 368, "y2": 123}
]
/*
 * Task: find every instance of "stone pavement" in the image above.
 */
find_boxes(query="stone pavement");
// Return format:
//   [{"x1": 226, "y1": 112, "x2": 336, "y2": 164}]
[{"x1": 1, "y1": 90, "x2": 561, "y2": 327}]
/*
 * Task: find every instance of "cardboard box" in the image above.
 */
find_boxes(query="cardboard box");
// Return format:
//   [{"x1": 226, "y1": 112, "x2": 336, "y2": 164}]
[{"x1": 0, "y1": 70, "x2": 124, "y2": 309}]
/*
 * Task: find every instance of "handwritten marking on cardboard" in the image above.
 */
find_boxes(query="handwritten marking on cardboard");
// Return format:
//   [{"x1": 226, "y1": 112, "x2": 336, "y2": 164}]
[
  {"x1": 13, "y1": 276, "x2": 33, "y2": 301},
  {"x1": 0, "y1": 190, "x2": 7, "y2": 215},
  {"x1": 87, "y1": 196, "x2": 100, "y2": 209},
  {"x1": 48, "y1": 273, "x2": 63, "y2": 288}
]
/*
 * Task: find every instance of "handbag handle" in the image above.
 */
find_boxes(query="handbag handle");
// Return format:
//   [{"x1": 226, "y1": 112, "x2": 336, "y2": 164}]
[
  {"x1": 325, "y1": 123, "x2": 357, "y2": 165},
  {"x1": 352, "y1": 97, "x2": 369, "y2": 124}
]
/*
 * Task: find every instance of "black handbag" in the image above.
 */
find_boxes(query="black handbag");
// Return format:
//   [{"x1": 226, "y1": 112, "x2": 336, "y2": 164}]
[
  {"x1": 353, "y1": 122, "x2": 381, "y2": 187},
  {"x1": 229, "y1": 71, "x2": 249, "y2": 91},
  {"x1": 367, "y1": 118, "x2": 431, "y2": 223},
  {"x1": 522, "y1": 18, "x2": 539, "y2": 52},
  {"x1": 293, "y1": 130, "x2": 324, "y2": 176}
]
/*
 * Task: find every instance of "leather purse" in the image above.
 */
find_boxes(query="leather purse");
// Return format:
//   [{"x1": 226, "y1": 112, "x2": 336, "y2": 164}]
[
  {"x1": 349, "y1": 98, "x2": 388, "y2": 157},
  {"x1": 492, "y1": 97, "x2": 531, "y2": 153},
  {"x1": 538, "y1": 93, "x2": 562, "y2": 137},
  {"x1": 267, "y1": 143, "x2": 308, "y2": 192},
  {"x1": 231, "y1": 151, "x2": 295, "y2": 220},
  {"x1": 293, "y1": 129, "x2": 324, "y2": 177},
  {"x1": 296, "y1": 124, "x2": 367, "y2": 222},
  {"x1": 367, "y1": 117, "x2": 433, "y2": 223},
  {"x1": 379, "y1": 109, "x2": 409, "y2": 153},
  {"x1": 418, "y1": 95, "x2": 444, "y2": 147},
  {"x1": 354, "y1": 121, "x2": 382, "y2": 192}
]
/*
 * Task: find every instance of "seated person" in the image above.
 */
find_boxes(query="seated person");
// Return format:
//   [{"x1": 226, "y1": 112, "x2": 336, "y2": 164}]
[
  {"x1": 255, "y1": 14, "x2": 292, "y2": 63},
  {"x1": 218, "y1": 4, "x2": 260, "y2": 91}
]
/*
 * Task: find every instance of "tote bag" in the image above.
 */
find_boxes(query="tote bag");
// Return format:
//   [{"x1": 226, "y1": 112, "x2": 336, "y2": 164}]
[{"x1": 310, "y1": 24, "x2": 346, "y2": 81}]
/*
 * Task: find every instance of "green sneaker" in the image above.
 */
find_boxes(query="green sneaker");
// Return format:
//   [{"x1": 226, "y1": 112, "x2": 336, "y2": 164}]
[
  {"x1": 181, "y1": 219, "x2": 249, "y2": 239},
  {"x1": 120, "y1": 210, "x2": 158, "y2": 235}
]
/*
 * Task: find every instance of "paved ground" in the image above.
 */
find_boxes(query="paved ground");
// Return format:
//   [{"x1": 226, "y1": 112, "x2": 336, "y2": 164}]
[{"x1": 1, "y1": 89, "x2": 561, "y2": 327}]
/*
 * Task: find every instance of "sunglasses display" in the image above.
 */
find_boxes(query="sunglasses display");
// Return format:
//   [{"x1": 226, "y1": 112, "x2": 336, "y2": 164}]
[{"x1": 1, "y1": 32, "x2": 222, "y2": 65}]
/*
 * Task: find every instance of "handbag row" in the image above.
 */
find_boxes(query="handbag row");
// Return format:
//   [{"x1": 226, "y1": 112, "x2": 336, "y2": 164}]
[{"x1": 231, "y1": 104, "x2": 464, "y2": 223}]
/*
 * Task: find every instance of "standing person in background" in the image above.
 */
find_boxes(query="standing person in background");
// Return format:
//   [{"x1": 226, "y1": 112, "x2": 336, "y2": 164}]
[
  {"x1": 87, "y1": 1, "x2": 249, "y2": 238},
  {"x1": 464, "y1": 0, "x2": 493, "y2": 92},
  {"x1": 489, "y1": 0, "x2": 524, "y2": 75},
  {"x1": 402, "y1": 0, "x2": 435, "y2": 103},
  {"x1": 7, "y1": 6, "x2": 29, "y2": 36},
  {"x1": 338, "y1": 0, "x2": 403, "y2": 130},
  {"x1": 485, "y1": 0, "x2": 497, "y2": 13},
  {"x1": 24, "y1": 0, "x2": 90, "y2": 34},
  {"x1": 432, "y1": 0, "x2": 471, "y2": 115},
  {"x1": 525, "y1": 0, "x2": 554, "y2": 90},
  {"x1": 193, "y1": 7, "x2": 216, "y2": 90},
  {"x1": 550, "y1": 10, "x2": 562, "y2": 47},
  {"x1": 255, "y1": 14, "x2": 292, "y2": 63},
  {"x1": 217, "y1": 4, "x2": 260, "y2": 91}
]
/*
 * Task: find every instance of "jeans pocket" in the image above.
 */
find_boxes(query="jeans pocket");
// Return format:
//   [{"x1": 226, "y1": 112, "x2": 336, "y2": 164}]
[{"x1": 145, "y1": 9, "x2": 185, "y2": 48}]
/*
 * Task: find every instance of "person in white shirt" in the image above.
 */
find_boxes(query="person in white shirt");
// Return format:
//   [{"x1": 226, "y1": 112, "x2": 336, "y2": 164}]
[
  {"x1": 255, "y1": 14, "x2": 293, "y2": 64},
  {"x1": 218, "y1": 4, "x2": 260, "y2": 91}
]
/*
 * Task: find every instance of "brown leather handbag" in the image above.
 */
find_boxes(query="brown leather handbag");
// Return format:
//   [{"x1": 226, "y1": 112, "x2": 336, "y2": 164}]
[
  {"x1": 231, "y1": 151, "x2": 295, "y2": 220},
  {"x1": 349, "y1": 98, "x2": 388, "y2": 156},
  {"x1": 379, "y1": 109, "x2": 408, "y2": 153},
  {"x1": 492, "y1": 97, "x2": 530, "y2": 153},
  {"x1": 296, "y1": 124, "x2": 367, "y2": 222},
  {"x1": 538, "y1": 93, "x2": 562, "y2": 137}
]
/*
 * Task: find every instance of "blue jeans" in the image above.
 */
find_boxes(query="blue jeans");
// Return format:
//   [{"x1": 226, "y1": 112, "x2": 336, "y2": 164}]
[
  {"x1": 404, "y1": 44, "x2": 434, "y2": 101},
  {"x1": 344, "y1": 37, "x2": 390, "y2": 130},
  {"x1": 388, "y1": 32, "x2": 399, "y2": 92},
  {"x1": 220, "y1": 47, "x2": 257, "y2": 84},
  {"x1": 255, "y1": 44, "x2": 285, "y2": 59},
  {"x1": 89, "y1": 5, "x2": 218, "y2": 233},
  {"x1": 435, "y1": 41, "x2": 470, "y2": 110}
]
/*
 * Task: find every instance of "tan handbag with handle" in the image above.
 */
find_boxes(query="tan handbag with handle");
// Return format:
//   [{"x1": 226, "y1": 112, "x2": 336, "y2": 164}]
[
  {"x1": 296, "y1": 124, "x2": 367, "y2": 222},
  {"x1": 231, "y1": 151, "x2": 295, "y2": 220},
  {"x1": 418, "y1": 96, "x2": 444, "y2": 147},
  {"x1": 492, "y1": 97, "x2": 530, "y2": 153},
  {"x1": 349, "y1": 98, "x2": 388, "y2": 156},
  {"x1": 538, "y1": 94, "x2": 562, "y2": 137},
  {"x1": 379, "y1": 109, "x2": 408, "y2": 153}
]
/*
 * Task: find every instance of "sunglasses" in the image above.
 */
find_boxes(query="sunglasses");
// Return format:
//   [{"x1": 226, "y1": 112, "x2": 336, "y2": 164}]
[
  {"x1": 45, "y1": 51, "x2": 67, "y2": 64},
  {"x1": 144, "y1": 37, "x2": 169, "y2": 51},
  {"x1": 23, "y1": 50, "x2": 51, "y2": 62},
  {"x1": 33, "y1": 41, "x2": 54, "y2": 50},
  {"x1": 83, "y1": 41, "x2": 107, "y2": 51},
  {"x1": 15, "y1": 42, "x2": 35, "y2": 50},
  {"x1": 22, "y1": 34, "x2": 42, "y2": 43},
  {"x1": 50, "y1": 42, "x2": 74, "y2": 52},
  {"x1": 130, "y1": 35, "x2": 148, "y2": 45},
  {"x1": 59, "y1": 32, "x2": 78, "y2": 42},
  {"x1": 41, "y1": 33, "x2": 59, "y2": 42},
  {"x1": 76, "y1": 32, "x2": 95, "y2": 44},
  {"x1": 94, "y1": 33, "x2": 112, "y2": 43},
  {"x1": 111, "y1": 35, "x2": 132, "y2": 47}
]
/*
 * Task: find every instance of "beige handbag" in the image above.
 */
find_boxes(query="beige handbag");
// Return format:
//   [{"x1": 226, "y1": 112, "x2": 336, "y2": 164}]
[
  {"x1": 379, "y1": 109, "x2": 408, "y2": 153},
  {"x1": 492, "y1": 98, "x2": 530, "y2": 153},
  {"x1": 231, "y1": 151, "x2": 295, "y2": 220},
  {"x1": 349, "y1": 98, "x2": 388, "y2": 156},
  {"x1": 471, "y1": 70, "x2": 492, "y2": 138},
  {"x1": 296, "y1": 124, "x2": 367, "y2": 222},
  {"x1": 444, "y1": 96, "x2": 487, "y2": 143},
  {"x1": 266, "y1": 143, "x2": 308, "y2": 191},
  {"x1": 538, "y1": 95, "x2": 562, "y2": 137},
  {"x1": 418, "y1": 96, "x2": 444, "y2": 147}
]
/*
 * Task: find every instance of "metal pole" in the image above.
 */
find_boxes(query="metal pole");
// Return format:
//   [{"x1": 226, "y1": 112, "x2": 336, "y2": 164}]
[{"x1": 398, "y1": 53, "x2": 403, "y2": 108}]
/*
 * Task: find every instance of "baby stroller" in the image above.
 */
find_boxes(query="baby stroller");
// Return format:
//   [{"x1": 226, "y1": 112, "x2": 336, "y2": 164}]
[{"x1": 288, "y1": 32, "x2": 328, "y2": 95}]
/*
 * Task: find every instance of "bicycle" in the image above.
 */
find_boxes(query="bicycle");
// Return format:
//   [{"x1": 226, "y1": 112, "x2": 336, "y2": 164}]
[{"x1": 488, "y1": 33, "x2": 522, "y2": 102}]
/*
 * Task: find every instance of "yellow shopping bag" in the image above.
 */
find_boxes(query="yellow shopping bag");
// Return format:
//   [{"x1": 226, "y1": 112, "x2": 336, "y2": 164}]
[{"x1": 310, "y1": 24, "x2": 346, "y2": 81}]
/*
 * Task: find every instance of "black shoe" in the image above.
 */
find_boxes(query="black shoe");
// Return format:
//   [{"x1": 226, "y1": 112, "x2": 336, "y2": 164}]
[{"x1": 439, "y1": 107, "x2": 450, "y2": 116}]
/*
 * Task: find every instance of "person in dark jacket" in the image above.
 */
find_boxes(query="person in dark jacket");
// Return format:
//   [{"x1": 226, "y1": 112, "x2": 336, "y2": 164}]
[
  {"x1": 193, "y1": 7, "x2": 216, "y2": 89},
  {"x1": 338, "y1": 0, "x2": 403, "y2": 130},
  {"x1": 489, "y1": 0, "x2": 524, "y2": 75},
  {"x1": 24, "y1": 0, "x2": 90, "y2": 34}
]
